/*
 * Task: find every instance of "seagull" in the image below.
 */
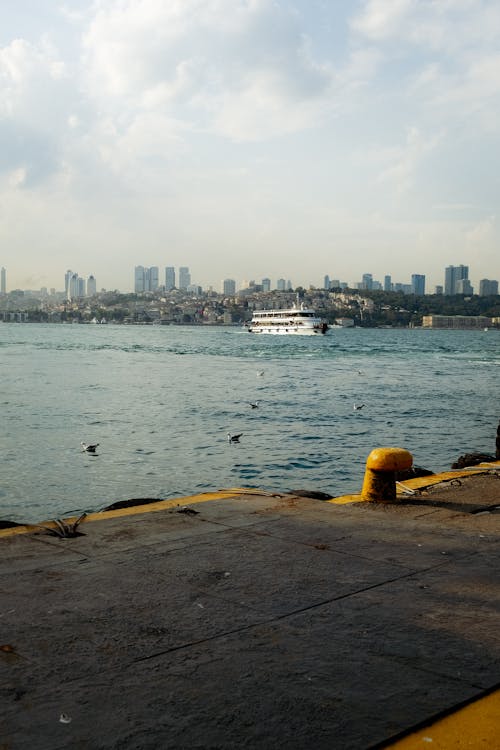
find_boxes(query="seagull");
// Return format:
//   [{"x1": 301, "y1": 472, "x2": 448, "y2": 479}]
[
  {"x1": 81, "y1": 442, "x2": 99, "y2": 453},
  {"x1": 247, "y1": 401, "x2": 259, "y2": 409},
  {"x1": 227, "y1": 432, "x2": 243, "y2": 443},
  {"x1": 353, "y1": 403, "x2": 365, "y2": 411},
  {"x1": 256, "y1": 370, "x2": 264, "y2": 377}
]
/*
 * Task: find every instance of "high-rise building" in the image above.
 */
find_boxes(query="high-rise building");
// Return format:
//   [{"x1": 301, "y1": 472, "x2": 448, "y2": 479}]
[
  {"x1": 1, "y1": 266, "x2": 6, "y2": 294},
  {"x1": 65, "y1": 270, "x2": 73, "y2": 299},
  {"x1": 455, "y1": 278, "x2": 473, "y2": 295},
  {"x1": 179, "y1": 266, "x2": 191, "y2": 290},
  {"x1": 87, "y1": 275, "x2": 97, "y2": 296},
  {"x1": 411, "y1": 274, "x2": 426, "y2": 295},
  {"x1": 276, "y1": 278, "x2": 286, "y2": 291},
  {"x1": 135, "y1": 266, "x2": 159, "y2": 292},
  {"x1": 384, "y1": 275, "x2": 392, "y2": 292},
  {"x1": 479, "y1": 279, "x2": 499, "y2": 296},
  {"x1": 149, "y1": 266, "x2": 159, "y2": 291},
  {"x1": 324, "y1": 275, "x2": 330, "y2": 290},
  {"x1": 262, "y1": 278, "x2": 271, "y2": 292},
  {"x1": 134, "y1": 266, "x2": 146, "y2": 293},
  {"x1": 222, "y1": 279, "x2": 236, "y2": 295},
  {"x1": 444, "y1": 265, "x2": 469, "y2": 295},
  {"x1": 361, "y1": 273, "x2": 373, "y2": 290},
  {"x1": 68, "y1": 273, "x2": 85, "y2": 298},
  {"x1": 165, "y1": 267, "x2": 175, "y2": 290}
]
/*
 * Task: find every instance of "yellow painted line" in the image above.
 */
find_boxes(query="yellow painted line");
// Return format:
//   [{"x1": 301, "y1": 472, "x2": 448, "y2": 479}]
[
  {"x1": 328, "y1": 462, "x2": 500, "y2": 505},
  {"x1": 0, "y1": 488, "x2": 263, "y2": 539},
  {"x1": 328, "y1": 494, "x2": 365, "y2": 505},
  {"x1": 382, "y1": 688, "x2": 500, "y2": 749}
]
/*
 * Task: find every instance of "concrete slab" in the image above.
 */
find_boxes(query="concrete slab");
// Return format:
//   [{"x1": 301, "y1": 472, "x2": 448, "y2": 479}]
[{"x1": 1, "y1": 482, "x2": 499, "y2": 749}]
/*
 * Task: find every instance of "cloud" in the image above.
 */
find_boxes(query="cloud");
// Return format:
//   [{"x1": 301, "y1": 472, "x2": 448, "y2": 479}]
[
  {"x1": 377, "y1": 127, "x2": 442, "y2": 193},
  {"x1": 0, "y1": 38, "x2": 71, "y2": 184},
  {"x1": 81, "y1": 0, "x2": 336, "y2": 142}
]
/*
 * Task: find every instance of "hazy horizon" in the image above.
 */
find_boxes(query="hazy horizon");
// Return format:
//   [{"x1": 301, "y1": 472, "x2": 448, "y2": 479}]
[{"x1": 1, "y1": 1, "x2": 499, "y2": 292}]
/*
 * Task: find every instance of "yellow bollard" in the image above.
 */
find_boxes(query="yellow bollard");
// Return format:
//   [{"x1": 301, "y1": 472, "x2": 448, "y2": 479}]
[{"x1": 361, "y1": 447, "x2": 413, "y2": 502}]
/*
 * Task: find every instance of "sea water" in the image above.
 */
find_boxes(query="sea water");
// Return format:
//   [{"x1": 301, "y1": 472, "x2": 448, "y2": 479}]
[{"x1": 1, "y1": 323, "x2": 499, "y2": 523}]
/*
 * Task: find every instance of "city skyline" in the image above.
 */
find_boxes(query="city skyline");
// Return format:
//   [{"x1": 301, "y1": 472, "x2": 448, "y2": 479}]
[
  {"x1": 1, "y1": 2, "x2": 500, "y2": 291},
  {"x1": 1, "y1": 262, "x2": 499, "y2": 297}
]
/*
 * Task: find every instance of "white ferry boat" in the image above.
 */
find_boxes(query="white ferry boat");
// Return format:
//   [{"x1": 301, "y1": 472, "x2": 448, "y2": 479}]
[{"x1": 246, "y1": 304, "x2": 329, "y2": 335}]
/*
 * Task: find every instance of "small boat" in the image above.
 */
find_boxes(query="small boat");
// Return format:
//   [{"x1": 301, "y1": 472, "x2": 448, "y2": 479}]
[{"x1": 246, "y1": 303, "x2": 329, "y2": 335}]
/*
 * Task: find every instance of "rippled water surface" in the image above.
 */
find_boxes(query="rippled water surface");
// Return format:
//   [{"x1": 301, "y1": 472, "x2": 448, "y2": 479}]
[{"x1": 1, "y1": 323, "x2": 499, "y2": 522}]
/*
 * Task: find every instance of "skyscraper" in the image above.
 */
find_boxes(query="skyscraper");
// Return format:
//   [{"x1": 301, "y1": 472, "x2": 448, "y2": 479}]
[
  {"x1": 411, "y1": 274, "x2": 426, "y2": 295},
  {"x1": 65, "y1": 270, "x2": 73, "y2": 299},
  {"x1": 149, "y1": 266, "x2": 159, "y2": 291},
  {"x1": 134, "y1": 266, "x2": 146, "y2": 293},
  {"x1": 165, "y1": 267, "x2": 175, "y2": 290},
  {"x1": 384, "y1": 275, "x2": 392, "y2": 292},
  {"x1": 222, "y1": 279, "x2": 236, "y2": 295},
  {"x1": 479, "y1": 279, "x2": 499, "y2": 296},
  {"x1": 179, "y1": 267, "x2": 191, "y2": 290},
  {"x1": 69, "y1": 273, "x2": 85, "y2": 298},
  {"x1": 444, "y1": 265, "x2": 469, "y2": 295},
  {"x1": 1, "y1": 266, "x2": 6, "y2": 294},
  {"x1": 261, "y1": 278, "x2": 271, "y2": 292},
  {"x1": 361, "y1": 273, "x2": 373, "y2": 290},
  {"x1": 87, "y1": 275, "x2": 97, "y2": 296},
  {"x1": 134, "y1": 266, "x2": 159, "y2": 292}
]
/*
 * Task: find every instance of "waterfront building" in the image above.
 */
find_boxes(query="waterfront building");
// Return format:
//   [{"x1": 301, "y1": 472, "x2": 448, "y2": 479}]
[
  {"x1": 444, "y1": 265, "x2": 469, "y2": 295},
  {"x1": 222, "y1": 279, "x2": 236, "y2": 295},
  {"x1": 411, "y1": 274, "x2": 426, "y2": 295},
  {"x1": 87, "y1": 275, "x2": 97, "y2": 296},
  {"x1": 1, "y1": 266, "x2": 6, "y2": 294},
  {"x1": 179, "y1": 267, "x2": 191, "y2": 290},
  {"x1": 165, "y1": 267, "x2": 175, "y2": 290},
  {"x1": 422, "y1": 315, "x2": 491, "y2": 329},
  {"x1": 479, "y1": 279, "x2": 499, "y2": 296}
]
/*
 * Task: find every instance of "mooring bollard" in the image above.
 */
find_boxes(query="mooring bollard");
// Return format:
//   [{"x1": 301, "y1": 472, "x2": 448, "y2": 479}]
[{"x1": 361, "y1": 447, "x2": 413, "y2": 502}]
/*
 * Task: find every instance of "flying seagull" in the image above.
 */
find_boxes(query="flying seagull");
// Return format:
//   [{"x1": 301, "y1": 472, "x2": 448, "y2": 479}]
[
  {"x1": 256, "y1": 370, "x2": 264, "y2": 377},
  {"x1": 227, "y1": 433, "x2": 243, "y2": 443},
  {"x1": 81, "y1": 442, "x2": 99, "y2": 453},
  {"x1": 353, "y1": 403, "x2": 365, "y2": 411}
]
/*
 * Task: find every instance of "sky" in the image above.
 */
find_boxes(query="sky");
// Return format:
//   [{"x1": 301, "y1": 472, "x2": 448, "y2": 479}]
[{"x1": 1, "y1": 0, "x2": 499, "y2": 293}]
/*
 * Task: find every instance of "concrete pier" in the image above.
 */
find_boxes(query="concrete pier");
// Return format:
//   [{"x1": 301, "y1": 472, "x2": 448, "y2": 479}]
[{"x1": 1, "y1": 464, "x2": 499, "y2": 749}]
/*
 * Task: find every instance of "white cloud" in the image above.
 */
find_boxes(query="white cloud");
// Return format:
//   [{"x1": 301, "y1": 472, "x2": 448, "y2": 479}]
[
  {"x1": 371, "y1": 127, "x2": 442, "y2": 194},
  {"x1": 81, "y1": 0, "x2": 336, "y2": 142}
]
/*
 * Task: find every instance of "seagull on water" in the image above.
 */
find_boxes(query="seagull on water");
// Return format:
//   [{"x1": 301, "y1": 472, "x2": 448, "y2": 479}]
[
  {"x1": 256, "y1": 370, "x2": 264, "y2": 377},
  {"x1": 227, "y1": 432, "x2": 243, "y2": 443},
  {"x1": 247, "y1": 401, "x2": 259, "y2": 409},
  {"x1": 81, "y1": 442, "x2": 99, "y2": 453},
  {"x1": 353, "y1": 403, "x2": 365, "y2": 411}
]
